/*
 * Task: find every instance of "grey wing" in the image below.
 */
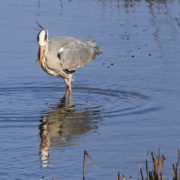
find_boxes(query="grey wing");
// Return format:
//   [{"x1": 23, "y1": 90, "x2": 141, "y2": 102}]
[{"x1": 58, "y1": 43, "x2": 97, "y2": 72}]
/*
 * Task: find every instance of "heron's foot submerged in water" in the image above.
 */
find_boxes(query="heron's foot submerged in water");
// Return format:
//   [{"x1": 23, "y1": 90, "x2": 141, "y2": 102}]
[{"x1": 65, "y1": 88, "x2": 71, "y2": 99}]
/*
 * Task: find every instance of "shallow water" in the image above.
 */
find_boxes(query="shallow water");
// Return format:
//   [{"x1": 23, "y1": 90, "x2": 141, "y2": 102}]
[{"x1": 1, "y1": 0, "x2": 180, "y2": 179}]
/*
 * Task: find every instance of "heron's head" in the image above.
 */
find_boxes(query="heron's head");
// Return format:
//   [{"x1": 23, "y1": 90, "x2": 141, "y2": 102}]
[
  {"x1": 37, "y1": 29, "x2": 48, "y2": 46},
  {"x1": 37, "y1": 29, "x2": 48, "y2": 66}
]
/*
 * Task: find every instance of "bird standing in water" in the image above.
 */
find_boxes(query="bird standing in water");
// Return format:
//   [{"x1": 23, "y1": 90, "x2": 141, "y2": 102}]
[{"x1": 37, "y1": 29, "x2": 102, "y2": 97}]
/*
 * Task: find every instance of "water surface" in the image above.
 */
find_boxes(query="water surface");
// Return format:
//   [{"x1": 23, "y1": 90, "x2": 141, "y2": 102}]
[{"x1": 1, "y1": 0, "x2": 180, "y2": 179}]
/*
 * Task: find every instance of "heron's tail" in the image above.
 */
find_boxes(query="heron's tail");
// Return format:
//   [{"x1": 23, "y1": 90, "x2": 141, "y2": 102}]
[{"x1": 88, "y1": 40, "x2": 102, "y2": 55}]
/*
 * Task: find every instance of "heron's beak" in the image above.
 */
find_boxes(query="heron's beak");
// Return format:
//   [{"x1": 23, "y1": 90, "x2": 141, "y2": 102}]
[{"x1": 39, "y1": 46, "x2": 44, "y2": 67}]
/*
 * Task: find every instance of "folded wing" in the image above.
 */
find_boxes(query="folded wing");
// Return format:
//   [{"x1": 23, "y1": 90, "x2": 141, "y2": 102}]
[{"x1": 57, "y1": 40, "x2": 102, "y2": 72}]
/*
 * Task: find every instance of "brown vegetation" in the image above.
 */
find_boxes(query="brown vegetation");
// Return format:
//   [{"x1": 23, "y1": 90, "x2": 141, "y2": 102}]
[{"x1": 53, "y1": 149, "x2": 180, "y2": 180}]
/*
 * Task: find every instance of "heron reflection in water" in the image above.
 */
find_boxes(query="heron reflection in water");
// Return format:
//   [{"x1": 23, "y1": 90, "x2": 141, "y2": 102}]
[{"x1": 39, "y1": 93, "x2": 101, "y2": 167}]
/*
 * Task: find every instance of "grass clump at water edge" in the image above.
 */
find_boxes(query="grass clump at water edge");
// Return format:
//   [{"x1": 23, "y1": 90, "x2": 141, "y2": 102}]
[{"x1": 51, "y1": 149, "x2": 180, "y2": 180}]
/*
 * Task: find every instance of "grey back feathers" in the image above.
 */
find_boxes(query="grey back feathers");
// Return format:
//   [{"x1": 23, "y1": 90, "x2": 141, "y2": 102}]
[
  {"x1": 88, "y1": 40, "x2": 102, "y2": 55},
  {"x1": 48, "y1": 37, "x2": 102, "y2": 72}
]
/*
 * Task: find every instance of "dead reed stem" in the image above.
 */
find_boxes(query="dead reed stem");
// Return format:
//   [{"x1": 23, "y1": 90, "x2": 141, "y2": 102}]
[
  {"x1": 83, "y1": 149, "x2": 98, "y2": 180},
  {"x1": 116, "y1": 172, "x2": 120, "y2": 180},
  {"x1": 139, "y1": 163, "x2": 144, "y2": 180},
  {"x1": 121, "y1": 174, "x2": 125, "y2": 180},
  {"x1": 151, "y1": 151, "x2": 159, "y2": 180},
  {"x1": 171, "y1": 162, "x2": 178, "y2": 180},
  {"x1": 83, "y1": 150, "x2": 86, "y2": 180},
  {"x1": 178, "y1": 149, "x2": 180, "y2": 180},
  {"x1": 146, "y1": 152, "x2": 149, "y2": 180},
  {"x1": 160, "y1": 154, "x2": 165, "y2": 180}
]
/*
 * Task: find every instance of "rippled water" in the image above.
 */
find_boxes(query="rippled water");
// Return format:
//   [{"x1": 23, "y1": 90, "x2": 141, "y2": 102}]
[{"x1": 1, "y1": 0, "x2": 180, "y2": 179}]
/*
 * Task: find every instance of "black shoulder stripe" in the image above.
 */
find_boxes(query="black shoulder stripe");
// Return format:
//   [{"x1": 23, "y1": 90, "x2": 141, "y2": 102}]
[
  {"x1": 57, "y1": 51, "x2": 63, "y2": 59},
  {"x1": 57, "y1": 52, "x2": 61, "y2": 59},
  {"x1": 63, "y1": 69, "x2": 75, "y2": 74}
]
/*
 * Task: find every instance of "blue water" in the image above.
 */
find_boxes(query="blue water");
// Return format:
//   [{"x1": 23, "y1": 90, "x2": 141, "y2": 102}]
[{"x1": 1, "y1": 0, "x2": 180, "y2": 179}]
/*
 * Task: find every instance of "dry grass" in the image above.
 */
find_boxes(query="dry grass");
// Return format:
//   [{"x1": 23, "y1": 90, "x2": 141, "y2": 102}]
[
  {"x1": 52, "y1": 149, "x2": 180, "y2": 180},
  {"x1": 137, "y1": 149, "x2": 179, "y2": 180}
]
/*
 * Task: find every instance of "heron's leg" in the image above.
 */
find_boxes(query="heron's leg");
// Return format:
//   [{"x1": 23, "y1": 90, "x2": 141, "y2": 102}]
[
  {"x1": 68, "y1": 78, "x2": 72, "y2": 90},
  {"x1": 64, "y1": 78, "x2": 72, "y2": 89},
  {"x1": 64, "y1": 78, "x2": 70, "y2": 87},
  {"x1": 64, "y1": 78, "x2": 72, "y2": 99},
  {"x1": 65, "y1": 88, "x2": 69, "y2": 98},
  {"x1": 68, "y1": 79, "x2": 72, "y2": 98}
]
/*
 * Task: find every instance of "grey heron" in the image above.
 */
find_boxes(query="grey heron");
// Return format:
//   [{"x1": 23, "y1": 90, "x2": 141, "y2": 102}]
[{"x1": 37, "y1": 29, "x2": 102, "y2": 97}]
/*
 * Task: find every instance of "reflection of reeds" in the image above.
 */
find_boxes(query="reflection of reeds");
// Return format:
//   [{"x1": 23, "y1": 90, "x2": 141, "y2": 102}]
[{"x1": 52, "y1": 149, "x2": 180, "y2": 180}]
